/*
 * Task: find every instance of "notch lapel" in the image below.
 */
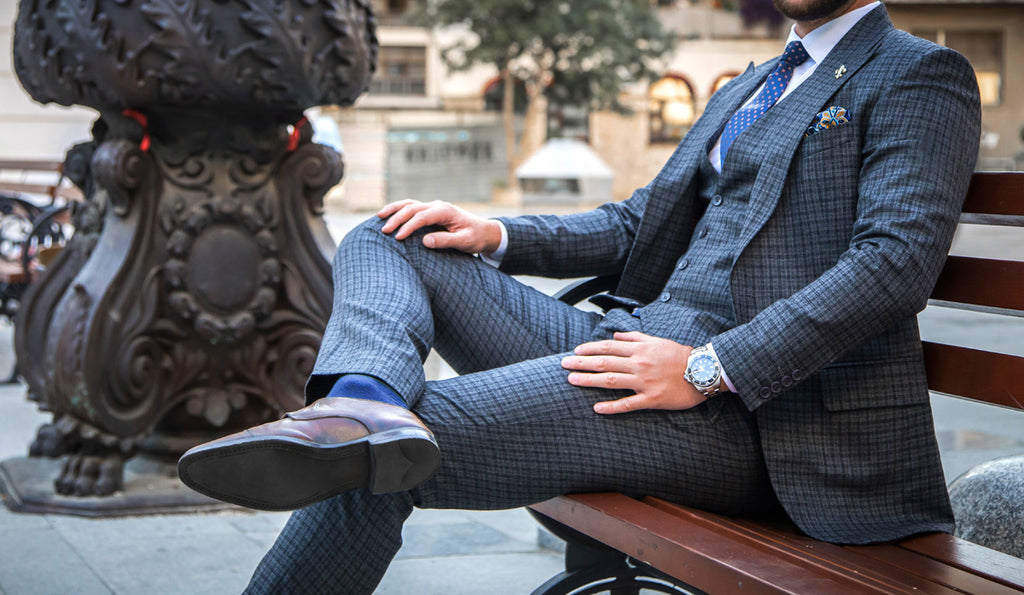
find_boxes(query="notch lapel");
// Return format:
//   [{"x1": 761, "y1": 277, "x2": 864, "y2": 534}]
[{"x1": 734, "y1": 5, "x2": 894, "y2": 252}]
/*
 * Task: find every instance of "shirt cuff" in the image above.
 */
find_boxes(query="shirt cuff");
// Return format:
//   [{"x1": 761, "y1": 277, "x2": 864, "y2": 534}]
[
  {"x1": 479, "y1": 219, "x2": 508, "y2": 268},
  {"x1": 707, "y1": 342, "x2": 737, "y2": 394}
]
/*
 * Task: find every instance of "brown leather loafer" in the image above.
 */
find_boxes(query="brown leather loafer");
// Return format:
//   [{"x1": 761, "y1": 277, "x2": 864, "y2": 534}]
[{"x1": 177, "y1": 397, "x2": 440, "y2": 511}]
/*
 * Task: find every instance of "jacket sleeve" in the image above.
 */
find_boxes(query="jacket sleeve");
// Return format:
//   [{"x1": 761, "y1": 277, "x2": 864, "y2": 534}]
[
  {"x1": 494, "y1": 186, "x2": 648, "y2": 279},
  {"x1": 712, "y1": 45, "x2": 981, "y2": 411}
]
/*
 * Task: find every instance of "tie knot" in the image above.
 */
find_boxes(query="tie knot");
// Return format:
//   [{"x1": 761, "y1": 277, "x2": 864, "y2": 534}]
[{"x1": 780, "y1": 41, "x2": 810, "y2": 67}]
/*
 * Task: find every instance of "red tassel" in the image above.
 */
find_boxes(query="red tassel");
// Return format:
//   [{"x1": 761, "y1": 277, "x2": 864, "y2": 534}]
[
  {"x1": 287, "y1": 116, "x2": 308, "y2": 152},
  {"x1": 122, "y1": 109, "x2": 151, "y2": 152}
]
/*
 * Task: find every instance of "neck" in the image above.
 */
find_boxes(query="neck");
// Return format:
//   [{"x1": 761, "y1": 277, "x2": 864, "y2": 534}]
[{"x1": 794, "y1": 0, "x2": 873, "y2": 36}]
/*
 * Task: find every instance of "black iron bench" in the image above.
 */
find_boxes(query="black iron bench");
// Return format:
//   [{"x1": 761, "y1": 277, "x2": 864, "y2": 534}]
[
  {"x1": 0, "y1": 160, "x2": 79, "y2": 382},
  {"x1": 529, "y1": 171, "x2": 1024, "y2": 594}
]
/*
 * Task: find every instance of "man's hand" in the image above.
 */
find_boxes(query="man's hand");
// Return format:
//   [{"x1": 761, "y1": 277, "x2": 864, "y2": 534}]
[
  {"x1": 562, "y1": 332, "x2": 706, "y2": 414},
  {"x1": 378, "y1": 200, "x2": 502, "y2": 255}
]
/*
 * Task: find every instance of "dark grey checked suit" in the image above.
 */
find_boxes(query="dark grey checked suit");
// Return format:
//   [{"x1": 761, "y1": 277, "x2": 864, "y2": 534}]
[{"x1": 247, "y1": 6, "x2": 981, "y2": 593}]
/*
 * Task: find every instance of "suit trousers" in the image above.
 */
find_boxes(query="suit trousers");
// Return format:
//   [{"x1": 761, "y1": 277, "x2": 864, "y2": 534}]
[{"x1": 245, "y1": 218, "x2": 774, "y2": 594}]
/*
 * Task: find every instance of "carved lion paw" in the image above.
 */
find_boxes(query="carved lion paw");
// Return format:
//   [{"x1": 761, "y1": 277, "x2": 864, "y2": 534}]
[
  {"x1": 55, "y1": 454, "x2": 124, "y2": 496},
  {"x1": 28, "y1": 423, "x2": 77, "y2": 458}
]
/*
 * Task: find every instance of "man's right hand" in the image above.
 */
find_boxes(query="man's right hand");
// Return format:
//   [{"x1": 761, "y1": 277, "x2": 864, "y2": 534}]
[{"x1": 378, "y1": 200, "x2": 503, "y2": 256}]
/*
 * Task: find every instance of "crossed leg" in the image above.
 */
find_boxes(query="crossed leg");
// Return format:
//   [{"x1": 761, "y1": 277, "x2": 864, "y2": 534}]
[{"x1": 246, "y1": 218, "x2": 772, "y2": 593}]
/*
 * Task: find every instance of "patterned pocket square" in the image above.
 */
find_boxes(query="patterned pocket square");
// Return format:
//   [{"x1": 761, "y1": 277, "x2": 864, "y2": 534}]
[{"x1": 804, "y1": 106, "x2": 851, "y2": 137}]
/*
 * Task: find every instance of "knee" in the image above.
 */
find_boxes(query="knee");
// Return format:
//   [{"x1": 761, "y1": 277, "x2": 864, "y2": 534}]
[{"x1": 335, "y1": 216, "x2": 389, "y2": 260}]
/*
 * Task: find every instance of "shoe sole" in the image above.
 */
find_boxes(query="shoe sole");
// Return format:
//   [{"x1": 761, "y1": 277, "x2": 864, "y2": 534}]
[{"x1": 177, "y1": 427, "x2": 441, "y2": 511}]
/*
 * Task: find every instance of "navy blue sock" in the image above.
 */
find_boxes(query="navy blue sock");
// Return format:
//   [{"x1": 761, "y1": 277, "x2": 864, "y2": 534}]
[{"x1": 326, "y1": 374, "x2": 407, "y2": 408}]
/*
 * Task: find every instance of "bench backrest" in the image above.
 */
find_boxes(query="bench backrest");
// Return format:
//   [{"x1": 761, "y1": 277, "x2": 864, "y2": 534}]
[{"x1": 924, "y1": 172, "x2": 1024, "y2": 411}]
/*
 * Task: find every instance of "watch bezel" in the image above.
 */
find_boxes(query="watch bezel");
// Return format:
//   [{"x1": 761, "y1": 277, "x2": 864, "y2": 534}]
[{"x1": 685, "y1": 346, "x2": 722, "y2": 396}]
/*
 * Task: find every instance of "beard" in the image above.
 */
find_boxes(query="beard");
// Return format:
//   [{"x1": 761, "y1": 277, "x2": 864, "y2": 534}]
[{"x1": 772, "y1": 0, "x2": 854, "y2": 22}]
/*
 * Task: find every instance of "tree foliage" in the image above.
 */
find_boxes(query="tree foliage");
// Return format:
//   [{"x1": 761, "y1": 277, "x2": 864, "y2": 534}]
[
  {"x1": 421, "y1": 0, "x2": 675, "y2": 112},
  {"x1": 419, "y1": 0, "x2": 675, "y2": 184}
]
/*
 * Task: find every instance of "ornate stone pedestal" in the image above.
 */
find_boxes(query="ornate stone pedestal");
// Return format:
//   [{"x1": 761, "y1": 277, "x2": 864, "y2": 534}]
[{"x1": 3, "y1": 0, "x2": 377, "y2": 511}]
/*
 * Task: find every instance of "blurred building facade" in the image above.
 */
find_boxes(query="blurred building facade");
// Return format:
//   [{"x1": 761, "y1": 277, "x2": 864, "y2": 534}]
[
  {"x1": 328, "y1": 0, "x2": 1024, "y2": 208},
  {"x1": 885, "y1": 0, "x2": 1024, "y2": 172}
]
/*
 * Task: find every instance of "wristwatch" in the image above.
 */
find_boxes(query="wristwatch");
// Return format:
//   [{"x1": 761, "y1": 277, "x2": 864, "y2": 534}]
[{"x1": 685, "y1": 343, "x2": 722, "y2": 397}]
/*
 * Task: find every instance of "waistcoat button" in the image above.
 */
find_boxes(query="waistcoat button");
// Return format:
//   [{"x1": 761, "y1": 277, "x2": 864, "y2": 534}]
[
  {"x1": 659, "y1": 291, "x2": 671, "y2": 302},
  {"x1": 677, "y1": 259, "x2": 689, "y2": 270},
  {"x1": 699, "y1": 227, "x2": 709, "y2": 239},
  {"x1": 712, "y1": 195, "x2": 724, "y2": 206}
]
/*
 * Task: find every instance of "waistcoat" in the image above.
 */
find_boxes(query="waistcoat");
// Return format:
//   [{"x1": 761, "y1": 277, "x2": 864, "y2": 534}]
[{"x1": 636, "y1": 148, "x2": 761, "y2": 347}]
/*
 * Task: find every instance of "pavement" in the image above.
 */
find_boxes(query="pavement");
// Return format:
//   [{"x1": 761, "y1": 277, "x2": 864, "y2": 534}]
[{"x1": 0, "y1": 208, "x2": 1022, "y2": 594}]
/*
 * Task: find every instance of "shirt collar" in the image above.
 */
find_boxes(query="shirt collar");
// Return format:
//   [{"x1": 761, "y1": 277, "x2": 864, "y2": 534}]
[{"x1": 785, "y1": 1, "x2": 881, "y2": 65}]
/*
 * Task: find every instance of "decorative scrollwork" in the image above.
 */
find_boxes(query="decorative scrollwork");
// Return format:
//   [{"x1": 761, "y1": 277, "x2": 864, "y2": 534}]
[
  {"x1": 92, "y1": 139, "x2": 150, "y2": 217},
  {"x1": 13, "y1": 0, "x2": 378, "y2": 113}
]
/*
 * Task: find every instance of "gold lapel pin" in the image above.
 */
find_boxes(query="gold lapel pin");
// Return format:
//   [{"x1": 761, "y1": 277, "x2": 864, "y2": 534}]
[{"x1": 835, "y1": 65, "x2": 847, "y2": 79}]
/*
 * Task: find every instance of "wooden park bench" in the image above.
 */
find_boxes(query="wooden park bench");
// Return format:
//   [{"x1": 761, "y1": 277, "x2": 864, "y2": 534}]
[{"x1": 528, "y1": 171, "x2": 1024, "y2": 594}]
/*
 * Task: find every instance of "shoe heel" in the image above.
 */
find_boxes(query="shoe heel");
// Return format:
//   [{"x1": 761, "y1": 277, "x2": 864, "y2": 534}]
[{"x1": 369, "y1": 430, "x2": 441, "y2": 494}]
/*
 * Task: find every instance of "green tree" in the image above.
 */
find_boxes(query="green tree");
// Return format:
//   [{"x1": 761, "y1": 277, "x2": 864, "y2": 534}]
[{"x1": 420, "y1": 0, "x2": 675, "y2": 187}]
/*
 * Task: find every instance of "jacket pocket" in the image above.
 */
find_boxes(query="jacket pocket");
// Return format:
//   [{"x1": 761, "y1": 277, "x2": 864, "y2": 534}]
[
  {"x1": 798, "y1": 123, "x2": 857, "y2": 157},
  {"x1": 815, "y1": 359, "x2": 929, "y2": 412}
]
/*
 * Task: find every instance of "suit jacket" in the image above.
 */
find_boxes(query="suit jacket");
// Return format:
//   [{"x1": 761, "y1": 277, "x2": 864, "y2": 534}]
[{"x1": 497, "y1": 6, "x2": 982, "y2": 544}]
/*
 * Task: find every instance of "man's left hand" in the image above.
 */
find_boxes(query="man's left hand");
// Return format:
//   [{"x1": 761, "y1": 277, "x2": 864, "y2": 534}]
[{"x1": 562, "y1": 332, "x2": 706, "y2": 414}]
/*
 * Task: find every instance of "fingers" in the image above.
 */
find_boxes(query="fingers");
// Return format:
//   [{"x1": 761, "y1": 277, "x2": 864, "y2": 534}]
[
  {"x1": 379, "y1": 201, "x2": 450, "y2": 238},
  {"x1": 572, "y1": 338, "x2": 638, "y2": 357},
  {"x1": 377, "y1": 199, "x2": 417, "y2": 220},
  {"x1": 566, "y1": 371, "x2": 635, "y2": 390},
  {"x1": 593, "y1": 394, "x2": 651, "y2": 415}
]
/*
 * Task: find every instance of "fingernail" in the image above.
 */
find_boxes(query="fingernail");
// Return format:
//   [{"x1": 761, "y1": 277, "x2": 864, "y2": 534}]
[
  {"x1": 424, "y1": 236, "x2": 434, "y2": 248},
  {"x1": 594, "y1": 403, "x2": 607, "y2": 414},
  {"x1": 568, "y1": 373, "x2": 578, "y2": 383}
]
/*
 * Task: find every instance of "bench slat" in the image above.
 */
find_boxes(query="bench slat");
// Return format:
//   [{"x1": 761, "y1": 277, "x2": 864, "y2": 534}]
[
  {"x1": 533, "y1": 494, "x2": 908, "y2": 594},
  {"x1": 923, "y1": 341, "x2": 1024, "y2": 409},
  {"x1": 932, "y1": 256, "x2": 1024, "y2": 313},
  {"x1": 0, "y1": 182, "x2": 59, "y2": 197},
  {"x1": 850, "y1": 543, "x2": 1024, "y2": 595},
  {"x1": 644, "y1": 497, "x2": 971, "y2": 595},
  {"x1": 963, "y1": 172, "x2": 1024, "y2": 217},
  {"x1": 0, "y1": 160, "x2": 63, "y2": 170},
  {"x1": 899, "y1": 533, "x2": 1024, "y2": 591}
]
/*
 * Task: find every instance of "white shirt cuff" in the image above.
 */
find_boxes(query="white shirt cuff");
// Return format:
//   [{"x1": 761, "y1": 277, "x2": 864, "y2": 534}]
[
  {"x1": 707, "y1": 342, "x2": 737, "y2": 394},
  {"x1": 479, "y1": 219, "x2": 508, "y2": 268}
]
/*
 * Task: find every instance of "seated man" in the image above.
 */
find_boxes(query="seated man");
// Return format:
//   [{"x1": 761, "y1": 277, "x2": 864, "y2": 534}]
[{"x1": 178, "y1": 0, "x2": 981, "y2": 591}]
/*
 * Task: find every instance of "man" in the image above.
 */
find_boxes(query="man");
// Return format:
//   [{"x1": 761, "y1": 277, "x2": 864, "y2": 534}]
[{"x1": 178, "y1": 0, "x2": 981, "y2": 591}]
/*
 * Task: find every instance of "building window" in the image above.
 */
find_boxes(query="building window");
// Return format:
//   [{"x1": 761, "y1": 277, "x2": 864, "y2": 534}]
[
  {"x1": 371, "y1": 0, "x2": 413, "y2": 25},
  {"x1": 914, "y1": 30, "x2": 1002, "y2": 106},
  {"x1": 649, "y1": 75, "x2": 696, "y2": 144},
  {"x1": 710, "y1": 72, "x2": 740, "y2": 98},
  {"x1": 369, "y1": 46, "x2": 427, "y2": 96}
]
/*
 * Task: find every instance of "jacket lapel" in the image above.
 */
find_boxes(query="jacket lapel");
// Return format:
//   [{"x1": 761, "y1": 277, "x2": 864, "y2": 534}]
[
  {"x1": 734, "y1": 5, "x2": 893, "y2": 251},
  {"x1": 617, "y1": 60, "x2": 772, "y2": 301}
]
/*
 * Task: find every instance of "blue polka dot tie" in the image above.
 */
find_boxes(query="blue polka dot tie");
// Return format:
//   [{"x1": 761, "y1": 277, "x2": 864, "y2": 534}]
[{"x1": 719, "y1": 41, "x2": 810, "y2": 162}]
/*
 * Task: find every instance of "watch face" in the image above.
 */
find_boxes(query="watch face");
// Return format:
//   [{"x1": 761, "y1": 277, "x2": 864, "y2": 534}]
[{"x1": 689, "y1": 354, "x2": 720, "y2": 386}]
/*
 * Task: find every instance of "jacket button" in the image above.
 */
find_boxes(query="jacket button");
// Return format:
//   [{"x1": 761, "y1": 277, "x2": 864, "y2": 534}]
[
  {"x1": 699, "y1": 227, "x2": 709, "y2": 239},
  {"x1": 677, "y1": 259, "x2": 689, "y2": 270},
  {"x1": 712, "y1": 195, "x2": 724, "y2": 206},
  {"x1": 792, "y1": 369, "x2": 804, "y2": 381},
  {"x1": 759, "y1": 386, "x2": 771, "y2": 399},
  {"x1": 659, "y1": 291, "x2": 671, "y2": 302},
  {"x1": 770, "y1": 381, "x2": 782, "y2": 394},
  {"x1": 781, "y1": 375, "x2": 793, "y2": 388}
]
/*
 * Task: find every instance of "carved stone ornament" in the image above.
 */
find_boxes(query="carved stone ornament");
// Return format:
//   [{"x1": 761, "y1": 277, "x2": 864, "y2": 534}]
[
  {"x1": 13, "y1": 0, "x2": 377, "y2": 115},
  {"x1": 9, "y1": 0, "x2": 377, "y2": 502}
]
